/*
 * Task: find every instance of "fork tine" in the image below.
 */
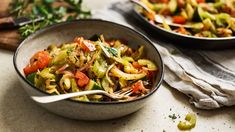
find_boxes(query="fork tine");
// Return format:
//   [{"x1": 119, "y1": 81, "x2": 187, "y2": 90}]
[
  {"x1": 114, "y1": 88, "x2": 132, "y2": 95},
  {"x1": 123, "y1": 90, "x2": 133, "y2": 96},
  {"x1": 114, "y1": 89, "x2": 133, "y2": 96},
  {"x1": 121, "y1": 89, "x2": 133, "y2": 96},
  {"x1": 114, "y1": 90, "x2": 123, "y2": 94}
]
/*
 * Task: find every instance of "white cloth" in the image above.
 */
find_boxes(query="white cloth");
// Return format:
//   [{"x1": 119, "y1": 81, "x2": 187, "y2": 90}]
[{"x1": 92, "y1": 1, "x2": 235, "y2": 109}]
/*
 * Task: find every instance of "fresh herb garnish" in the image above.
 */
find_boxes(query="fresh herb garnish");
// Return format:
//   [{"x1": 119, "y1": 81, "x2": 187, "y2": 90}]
[
  {"x1": 105, "y1": 46, "x2": 118, "y2": 57},
  {"x1": 9, "y1": 0, "x2": 91, "y2": 38},
  {"x1": 169, "y1": 114, "x2": 177, "y2": 120}
]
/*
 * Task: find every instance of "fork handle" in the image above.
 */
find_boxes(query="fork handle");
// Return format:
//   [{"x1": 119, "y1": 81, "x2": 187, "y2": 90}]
[{"x1": 31, "y1": 90, "x2": 105, "y2": 103}]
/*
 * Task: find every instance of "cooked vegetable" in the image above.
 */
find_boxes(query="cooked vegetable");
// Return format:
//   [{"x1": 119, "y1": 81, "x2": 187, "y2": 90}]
[
  {"x1": 172, "y1": 16, "x2": 187, "y2": 24},
  {"x1": 132, "y1": 45, "x2": 144, "y2": 60},
  {"x1": 85, "y1": 80, "x2": 103, "y2": 90},
  {"x1": 186, "y1": 3, "x2": 195, "y2": 20},
  {"x1": 111, "y1": 66, "x2": 147, "y2": 80},
  {"x1": 177, "y1": 113, "x2": 197, "y2": 130},
  {"x1": 92, "y1": 60, "x2": 107, "y2": 78},
  {"x1": 168, "y1": 0, "x2": 178, "y2": 13},
  {"x1": 131, "y1": 80, "x2": 148, "y2": 93},
  {"x1": 138, "y1": 59, "x2": 158, "y2": 71},
  {"x1": 74, "y1": 37, "x2": 96, "y2": 52},
  {"x1": 101, "y1": 77, "x2": 114, "y2": 93},
  {"x1": 140, "y1": 0, "x2": 235, "y2": 38},
  {"x1": 23, "y1": 51, "x2": 51, "y2": 76},
  {"x1": 132, "y1": 61, "x2": 143, "y2": 69},
  {"x1": 39, "y1": 68, "x2": 55, "y2": 79},
  {"x1": 75, "y1": 71, "x2": 90, "y2": 87},
  {"x1": 23, "y1": 35, "x2": 158, "y2": 102},
  {"x1": 26, "y1": 72, "x2": 36, "y2": 84},
  {"x1": 161, "y1": 16, "x2": 172, "y2": 30}
]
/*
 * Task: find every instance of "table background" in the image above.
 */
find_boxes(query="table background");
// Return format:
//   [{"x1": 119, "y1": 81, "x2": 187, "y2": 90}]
[{"x1": 0, "y1": 0, "x2": 235, "y2": 131}]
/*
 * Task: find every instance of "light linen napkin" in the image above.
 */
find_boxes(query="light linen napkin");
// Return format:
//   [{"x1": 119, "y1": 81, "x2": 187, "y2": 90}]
[{"x1": 92, "y1": 1, "x2": 235, "y2": 109}]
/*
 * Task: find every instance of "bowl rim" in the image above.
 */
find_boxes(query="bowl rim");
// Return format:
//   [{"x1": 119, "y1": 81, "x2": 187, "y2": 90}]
[
  {"x1": 13, "y1": 19, "x2": 164, "y2": 105},
  {"x1": 133, "y1": 6, "x2": 235, "y2": 41}
]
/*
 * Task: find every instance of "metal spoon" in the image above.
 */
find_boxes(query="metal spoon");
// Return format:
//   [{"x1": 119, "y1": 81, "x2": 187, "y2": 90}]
[{"x1": 130, "y1": 0, "x2": 192, "y2": 28}]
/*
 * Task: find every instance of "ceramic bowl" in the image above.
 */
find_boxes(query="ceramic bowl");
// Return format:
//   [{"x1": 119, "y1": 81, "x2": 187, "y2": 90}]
[{"x1": 13, "y1": 20, "x2": 164, "y2": 120}]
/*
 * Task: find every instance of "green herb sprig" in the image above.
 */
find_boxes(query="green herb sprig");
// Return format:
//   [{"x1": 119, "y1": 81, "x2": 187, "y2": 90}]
[
  {"x1": 10, "y1": 0, "x2": 91, "y2": 38},
  {"x1": 169, "y1": 113, "x2": 177, "y2": 120}
]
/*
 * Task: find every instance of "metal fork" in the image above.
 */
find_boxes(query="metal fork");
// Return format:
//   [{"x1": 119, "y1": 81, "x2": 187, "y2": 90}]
[{"x1": 31, "y1": 89, "x2": 133, "y2": 103}]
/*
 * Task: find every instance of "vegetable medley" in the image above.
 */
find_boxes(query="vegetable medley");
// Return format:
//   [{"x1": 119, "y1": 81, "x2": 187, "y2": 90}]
[
  {"x1": 140, "y1": 0, "x2": 235, "y2": 38},
  {"x1": 23, "y1": 35, "x2": 158, "y2": 102}
]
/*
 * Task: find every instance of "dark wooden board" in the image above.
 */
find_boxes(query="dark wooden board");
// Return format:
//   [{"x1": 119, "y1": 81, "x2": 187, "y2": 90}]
[{"x1": 0, "y1": 0, "x2": 21, "y2": 51}]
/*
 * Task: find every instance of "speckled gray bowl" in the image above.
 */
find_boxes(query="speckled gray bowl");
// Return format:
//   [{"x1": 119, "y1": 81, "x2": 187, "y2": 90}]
[{"x1": 13, "y1": 20, "x2": 164, "y2": 120}]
